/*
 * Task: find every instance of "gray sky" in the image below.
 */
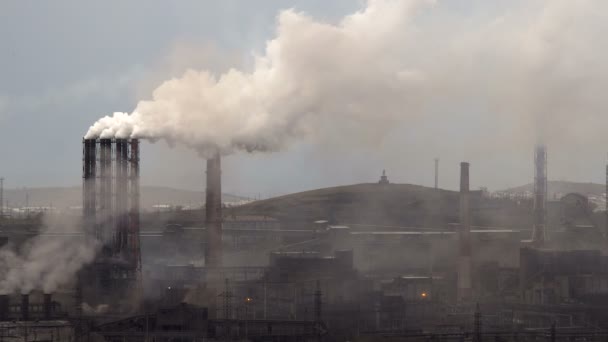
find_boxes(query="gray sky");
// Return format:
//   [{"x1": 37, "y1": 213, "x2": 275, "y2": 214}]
[{"x1": 1, "y1": 1, "x2": 606, "y2": 197}]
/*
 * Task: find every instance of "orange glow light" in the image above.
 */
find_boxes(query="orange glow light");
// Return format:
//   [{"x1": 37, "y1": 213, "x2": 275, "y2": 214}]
[{"x1": 421, "y1": 292, "x2": 428, "y2": 298}]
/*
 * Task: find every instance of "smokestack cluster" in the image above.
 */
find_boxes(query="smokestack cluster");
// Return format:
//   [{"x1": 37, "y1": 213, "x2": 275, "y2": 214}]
[
  {"x1": 82, "y1": 138, "x2": 141, "y2": 268},
  {"x1": 457, "y1": 162, "x2": 472, "y2": 302},
  {"x1": 205, "y1": 152, "x2": 222, "y2": 267}
]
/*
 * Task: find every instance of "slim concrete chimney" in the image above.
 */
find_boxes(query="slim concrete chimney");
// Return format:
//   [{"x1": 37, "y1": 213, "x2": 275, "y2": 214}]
[
  {"x1": 205, "y1": 151, "x2": 222, "y2": 267},
  {"x1": 21, "y1": 293, "x2": 29, "y2": 321},
  {"x1": 0, "y1": 295, "x2": 8, "y2": 321},
  {"x1": 43, "y1": 293, "x2": 52, "y2": 320},
  {"x1": 532, "y1": 145, "x2": 547, "y2": 246},
  {"x1": 605, "y1": 161, "x2": 608, "y2": 238},
  {"x1": 434, "y1": 158, "x2": 439, "y2": 189},
  {"x1": 457, "y1": 162, "x2": 472, "y2": 302}
]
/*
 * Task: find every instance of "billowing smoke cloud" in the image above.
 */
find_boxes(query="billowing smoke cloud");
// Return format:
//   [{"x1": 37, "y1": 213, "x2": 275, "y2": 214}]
[
  {"x1": 85, "y1": 0, "x2": 608, "y2": 157},
  {"x1": 0, "y1": 214, "x2": 99, "y2": 294}
]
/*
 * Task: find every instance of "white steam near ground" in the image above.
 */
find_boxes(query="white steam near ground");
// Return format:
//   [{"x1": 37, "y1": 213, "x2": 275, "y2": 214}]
[
  {"x1": 0, "y1": 214, "x2": 100, "y2": 295},
  {"x1": 85, "y1": 0, "x2": 608, "y2": 159}
]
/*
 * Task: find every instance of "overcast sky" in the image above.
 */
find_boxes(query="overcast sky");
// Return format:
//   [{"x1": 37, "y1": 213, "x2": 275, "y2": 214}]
[{"x1": 1, "y1": 1, "x2": 606, "y2": 197}]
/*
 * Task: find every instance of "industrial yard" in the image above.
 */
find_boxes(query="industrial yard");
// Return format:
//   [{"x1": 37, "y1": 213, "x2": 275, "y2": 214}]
[{"x1": 1, "y1": 141, "x2": 608, "y2": 341}]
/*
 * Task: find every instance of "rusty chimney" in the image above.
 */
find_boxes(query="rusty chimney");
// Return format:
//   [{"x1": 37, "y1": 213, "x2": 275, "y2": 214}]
[
  {"x1": 457, "y1": 162, "x2": 472, "y2": 302},
  {"x1": 205, "y1": 151, "x2": 222, "y2": 267},
  {"x1": 0, "y1": 295, "x2": 8, "y2": 321},
  {"x1": 21, "y1": 293, "x2": 29, "y2": 321},
  {"x1": 43, "y1": 293, "x2": 52, "y2": 320}
]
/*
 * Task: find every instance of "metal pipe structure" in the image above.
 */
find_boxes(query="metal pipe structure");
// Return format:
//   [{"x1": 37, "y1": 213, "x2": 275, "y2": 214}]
[
  {"x1": 99, "y1": 139, "x2": 113, "y2": 243},
  {"x1": 83, "y1": 139, "x2": 97, "y2": 237},
  {"x1": 457, "y1": 162, "x2": 472, "y2": 302},
  {"x1": 115, "y1": 139, "x2": 129, "y2": 256},
  {"x1": 20, "y1": 293, "x2": 29, "y2": 321},
  {"x1": 129, "y1": 139, "x2": 141, "y2": 270},
  {"x1": 205, "y1": 152, "x2": 223, "y2": 267},
  {"x1": 532, "y1": 145, "x2": 547, "y2": 246}
]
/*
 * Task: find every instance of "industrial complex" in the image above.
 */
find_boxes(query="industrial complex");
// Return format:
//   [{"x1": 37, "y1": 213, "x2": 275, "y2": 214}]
[{"x1": 0, "y1": 139, "x2": 607, "y2": 342}]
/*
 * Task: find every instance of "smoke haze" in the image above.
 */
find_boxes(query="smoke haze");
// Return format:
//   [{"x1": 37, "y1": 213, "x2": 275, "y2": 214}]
[
  {"x1": 85, "y1": 0, "x2": 608, "y2": 160},
  {"x1": 0, "y1": 214, "x2": 99, "y2": 294}
]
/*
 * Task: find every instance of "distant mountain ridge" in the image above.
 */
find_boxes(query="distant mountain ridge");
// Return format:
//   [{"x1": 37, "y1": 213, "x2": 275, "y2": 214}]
[
  {"x1": 1, "y1": 186, "x2": 247, "y2": 210},
  {"x1": 501, "y1": 181, "x2": 606, "y2": 198}
]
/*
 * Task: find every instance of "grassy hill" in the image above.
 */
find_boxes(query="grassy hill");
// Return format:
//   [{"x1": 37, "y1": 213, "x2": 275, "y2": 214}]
[{"x1": 232, "y1": 183, "x2": 529, "y2": 229}]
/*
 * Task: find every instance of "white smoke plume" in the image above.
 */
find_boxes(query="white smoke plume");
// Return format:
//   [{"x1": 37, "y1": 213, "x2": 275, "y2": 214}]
[
  {"x1": 0, "y1": 214, "x2": 100, "y2": 294},
  {"x1": 85, "y1": 0, "x2": 608, "y2": 157}
]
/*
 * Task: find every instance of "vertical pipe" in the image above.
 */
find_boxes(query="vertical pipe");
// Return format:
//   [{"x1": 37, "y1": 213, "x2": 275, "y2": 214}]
[
  {"x1": 129, "y1": 139, "x2": 141, "y2": 270},
  {"x1": 21, "y1": 293, "x2": 29, "y2": 321},
  {"x1": 99, "y1": 139, "x2": 113, "y2": 244},
  {"x1": 205, "y1": 151, "x2": 222, "y2": 267},
  {"x1": 83, "y1": 139, "x2": 97, "y2": 237},
  {"x1": 0, "y1": 177, "x2": 4, "y2": 218},
  {"x1": 532, "y1": 145, "x2": 547, "y2": 246},
  {"x1": 44, "y1": 293, "x2": 52, "y2": 320},
  {"x1": 457, "y1": 162, "x2": 472, "y2": 302},
  {"x1": 605, "y1": 162, "x2": 608, "y2": 238},
  {"x1": 116, "y1": 139, "x2": 129, "y2": 255},
  {"x1": 434, "y1": 158, "x2": 439, "y2": 189},
  {"x1": 0, "y1": 295, "x2": 8, "y2": 321}
]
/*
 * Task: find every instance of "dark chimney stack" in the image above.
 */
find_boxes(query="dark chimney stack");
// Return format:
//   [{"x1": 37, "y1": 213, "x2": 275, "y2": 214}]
[
  {"x1": 0, "y1": 295, "x2": 8, "y2": 321},
  {"x1": 205, "y1": 151, "x2": 222, "y2": 267},
  {"x1": 21, "y1": 293, "x2": 29, "y2": 321},
  {"x1": 44, "y1": 293, "x2": 52, "y2": 320},
  {"x1": 457, "y1": 162, "x2": 472, "y2": 302}
]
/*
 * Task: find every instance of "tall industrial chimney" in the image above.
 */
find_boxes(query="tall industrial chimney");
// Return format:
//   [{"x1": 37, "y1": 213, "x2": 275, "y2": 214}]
[
  {"x1": 205, "y1": 151, "x2": 223, "y2": 267},
  {"x1": 457, "y1": 162, "x2": 472, "y2": 302},
  {"x1": 532, "y1": 145, "x2": 547, "y2": 246},
  {"x1": 434, "y1": 158, "x2": 439, "y2": 189}
]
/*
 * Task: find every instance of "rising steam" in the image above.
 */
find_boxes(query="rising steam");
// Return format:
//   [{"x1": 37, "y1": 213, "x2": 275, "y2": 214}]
[
  {"x1": 0, "y1": 214, "x2": 99, "y2": 294},
  {"x1": 86, "y1": 0, "x2": 608, "y2": 156}
]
